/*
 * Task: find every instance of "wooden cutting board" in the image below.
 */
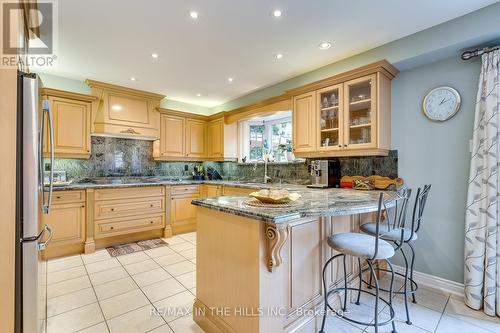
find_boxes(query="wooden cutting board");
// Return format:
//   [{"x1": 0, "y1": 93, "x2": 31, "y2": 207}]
[{"x1": 340, "y1": 175, "x2": 404, "y2": 190}]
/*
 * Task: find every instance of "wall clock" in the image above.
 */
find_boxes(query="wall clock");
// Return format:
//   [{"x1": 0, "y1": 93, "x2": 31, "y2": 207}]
[{"x1": 422, "y1": 86, "x2": 461, "y2": 121}]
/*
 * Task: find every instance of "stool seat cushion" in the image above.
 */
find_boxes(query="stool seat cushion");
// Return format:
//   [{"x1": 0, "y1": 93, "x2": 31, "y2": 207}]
[
  {"x1": 360, "y1": 223, "x2": 417, "y2": 242},
  {"x1": 327, "y1": 232, "x2": 395, "y2": 259}
]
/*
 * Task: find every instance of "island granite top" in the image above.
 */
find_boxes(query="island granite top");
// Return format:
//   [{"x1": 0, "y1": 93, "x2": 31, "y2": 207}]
[{"x1": 191, "y1": 187, "x2": 401, "y2": 224}]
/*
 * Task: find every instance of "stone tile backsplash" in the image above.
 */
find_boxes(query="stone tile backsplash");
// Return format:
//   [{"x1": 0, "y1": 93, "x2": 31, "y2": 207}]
[{"x1": 50, "y1": 137, "x2": 397, "y2": 183}]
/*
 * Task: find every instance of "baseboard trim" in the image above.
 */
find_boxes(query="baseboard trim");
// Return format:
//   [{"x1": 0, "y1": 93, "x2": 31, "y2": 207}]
[{"x1": 393, "y1": 265, "x2": 464, "y2": 298}]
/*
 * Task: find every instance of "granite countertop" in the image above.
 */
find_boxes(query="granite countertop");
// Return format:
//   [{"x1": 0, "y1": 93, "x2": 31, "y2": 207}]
[
  {"x1": 191, "y1": 188, "x2": 400, "y2": 224},
  {"x1": 48, "y1": 177, "x2": 305, "y2": 191}
]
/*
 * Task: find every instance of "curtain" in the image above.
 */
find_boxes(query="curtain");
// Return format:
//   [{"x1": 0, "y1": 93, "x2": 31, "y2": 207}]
[{"x1": 464, "y1": 49, "x2": 500, "y2": 316}]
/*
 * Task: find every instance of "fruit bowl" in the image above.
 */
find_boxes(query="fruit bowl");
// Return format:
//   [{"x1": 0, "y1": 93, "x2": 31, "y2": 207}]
[{"x1": 249, "y1": 188, "x2": 301, "y2": 204}]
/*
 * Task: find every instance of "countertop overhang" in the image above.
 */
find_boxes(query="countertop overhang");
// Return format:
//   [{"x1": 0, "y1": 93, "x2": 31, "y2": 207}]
[{"x1": 192, "y1": 187, "x2": 400, "y2": 224}]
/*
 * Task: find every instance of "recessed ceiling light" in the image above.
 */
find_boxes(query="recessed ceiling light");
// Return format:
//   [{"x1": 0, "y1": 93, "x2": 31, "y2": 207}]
[
  {"x1": 273, "y1": 9, "x2": 282, "y2": 17},
  {"x1": 151, "y1": 53, "x2": 159, "y2": 58},
  {"x1": 190, "y1": 11, "x2": 198, "y2": 19},
  {"x1": 275, "y1": 53, "x2": 283, "y2": 60},
  {"x1": 130, "y1": 77, "x2": 137, "y2": 81},
  {"x1": 227, "y1": 77, "x2": 234, "y2": 83},
  {"x1": 196, "y1": 93, "x2": 202, "y2": 97},
  {"x1": 318, "y1": 42, "x2": 332, "y2": 50}
]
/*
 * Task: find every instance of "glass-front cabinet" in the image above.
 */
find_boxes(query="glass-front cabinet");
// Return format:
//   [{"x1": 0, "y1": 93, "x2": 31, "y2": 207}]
[
  {"x1": 292, "y1": 60, "x2": 396, "y2": 157},
  {"x1": 315, "y1": 75, "x2": 377, "y2": 151},
  {"x1": 344, "y1": 75, "x2": 376, "y2": 149},
  {"x1": 317, "y1": 84, "x2": 343, "y2": 151}
]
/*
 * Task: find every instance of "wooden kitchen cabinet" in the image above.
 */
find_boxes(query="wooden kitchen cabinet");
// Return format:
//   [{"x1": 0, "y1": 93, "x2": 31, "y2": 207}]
[
  {"x1": 93, "y1": 186, "x2": 166, "y2": 240},
  {"x1": 186, "y1": 119, "x2": 207, "y2": 158},
  {"x1": 222, "y1": 186, "x2": 254, "y2": 196},
  {"x1": 203, "y1": 184, "x2": 223, "y2": 197},
  {"x1": 158, "y1": 114, "x2": 185, "y2": 158},
  {"x1": 40, "y1": 190, "x2": 86, "y2": 259},
  {"x1": 170, "y1": 185, "x2": 200, "y2": 234},
  {"x1": 207, "y1": 118, "x2": 224, "y2": 158},
  {"x1": 292, "y1": 91, "x2": 317, "y2": 153},
  {"x1": 153, "y1": 110, "x2": 237, "y2": 161},
  {"x1": 40, "y1": 88, "x2": 97, "y2": 159},
  {"x1": 290, "y1": 60, "x2": 397, "y2": 157}
]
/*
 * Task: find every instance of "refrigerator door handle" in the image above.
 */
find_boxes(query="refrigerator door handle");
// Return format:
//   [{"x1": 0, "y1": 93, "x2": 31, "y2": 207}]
[
  {"x1": 46, "y1": 102, "x2": 54, "y2": 214},
  {"x1": 40, "y1": 100, "x2": 54, "y2": 214},
  {"x1": 37, "y1": 224, "x2": 53, "y2": 251},
  {"x1": 39, "y1": 104, "x2": 46, "y2": 212}
]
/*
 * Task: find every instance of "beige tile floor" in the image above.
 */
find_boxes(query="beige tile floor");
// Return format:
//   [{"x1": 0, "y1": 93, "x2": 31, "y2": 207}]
[
  {"x1": 44, "y1": 232, "x2": 500, "y2": 333},
  {"x1": 46, "y1": 232, "x2": 201, "y2": 333}
]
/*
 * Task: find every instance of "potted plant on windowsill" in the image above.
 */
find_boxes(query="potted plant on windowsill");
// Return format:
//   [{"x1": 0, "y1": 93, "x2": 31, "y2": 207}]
[{"x1": 278, "y1": 143, "x2": 294, "y2": 162}]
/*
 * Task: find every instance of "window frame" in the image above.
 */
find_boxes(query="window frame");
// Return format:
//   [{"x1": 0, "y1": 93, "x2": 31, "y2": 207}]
[{"x1": 238, "y1": 115, "x2": 293, "y2": 163}]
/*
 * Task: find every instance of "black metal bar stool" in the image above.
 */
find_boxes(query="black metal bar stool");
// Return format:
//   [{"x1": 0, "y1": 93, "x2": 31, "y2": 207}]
[
  {"x1": 319, "y1": 190, "x2": 411, "y2": 333},
  {"x1": 360, "y1": 185, "x2": 431, "y2": 325}
]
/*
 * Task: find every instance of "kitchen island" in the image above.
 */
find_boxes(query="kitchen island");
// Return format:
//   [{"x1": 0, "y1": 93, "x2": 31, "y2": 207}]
[{"x1": 191, "y1": 188, "x2": 399, "y2": 333}]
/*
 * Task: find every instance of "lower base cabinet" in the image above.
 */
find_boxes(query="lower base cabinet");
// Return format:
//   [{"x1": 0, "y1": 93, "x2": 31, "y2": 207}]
[
  {"x1": 222, "y1": 186, "x2": 254, "y2": 196},
  {"x1": 171, "y1": 185, "x2": 200, "y2": 234},
  {"x1": 41, "y1": 190, "x2": 86, "y2": 259}
]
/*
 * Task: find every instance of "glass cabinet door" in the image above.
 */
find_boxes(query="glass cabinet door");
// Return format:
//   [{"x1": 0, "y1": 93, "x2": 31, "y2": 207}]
[
  {"x1": 317, "y1": 84, "x2": 343, "y2": 150},
  {"x1": 344, "y1": 75, "x2": 376, "y2": 148}
]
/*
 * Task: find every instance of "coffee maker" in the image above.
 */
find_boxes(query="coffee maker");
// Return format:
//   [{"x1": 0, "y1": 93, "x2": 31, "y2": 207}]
[{"x1": 307, "y1": 160, "x2": 341, "y2": 188}]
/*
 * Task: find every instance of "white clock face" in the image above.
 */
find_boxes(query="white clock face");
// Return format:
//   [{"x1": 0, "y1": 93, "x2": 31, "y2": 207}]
[{"x1": 423, "y1": 87, "x2": 461, "y2": 121}]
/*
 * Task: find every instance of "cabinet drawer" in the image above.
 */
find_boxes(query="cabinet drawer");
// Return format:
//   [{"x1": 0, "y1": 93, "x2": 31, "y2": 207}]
[
  {"x1": 96, "y1": 215, "x2": 164, "y2": 239},
  {"x1": 171, "y1": 185, "x2": 200, "y2": 196},
  {"x1": 49, "y1": 190, "x2": 85, "y2": 204},
  {"x1": 94, "y1": 197, "x2": 164, "y2": 220},
  {"x1": 95, "y1": 186, "x2": 165, "y2": 201}
]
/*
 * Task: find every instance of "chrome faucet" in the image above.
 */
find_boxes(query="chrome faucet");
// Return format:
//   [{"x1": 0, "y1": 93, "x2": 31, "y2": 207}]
[{"x1": 253, "y1": 155, "x2": 271, "y2": 183}]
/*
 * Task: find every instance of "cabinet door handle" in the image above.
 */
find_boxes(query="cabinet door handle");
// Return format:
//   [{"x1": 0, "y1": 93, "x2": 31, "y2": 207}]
[
  {"x1": 110, "y1": 226, "x2": 114, "y2": 230},
  {"x1": 150, "y1": 204, "x2": 154, "y2": 207},
  {"x1": 110, "y1": 208, "x2": 115, "y2": 211},
  {"x1": 150, "y1": 221, "x2": 154, "y2": 224}
]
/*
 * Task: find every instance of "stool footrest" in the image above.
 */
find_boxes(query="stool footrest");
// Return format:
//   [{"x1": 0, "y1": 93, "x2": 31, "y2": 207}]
[
  {"x1": 325, "y1": 286, "x2": 395, "y2": 327},
  {"x1": 361, "y1": 266, "x2": 418, "y2": 294}
]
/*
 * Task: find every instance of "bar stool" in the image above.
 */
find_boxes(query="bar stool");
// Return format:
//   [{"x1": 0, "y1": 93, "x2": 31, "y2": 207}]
[
  {"x1": 360, "y1": 185, "x2": 431, "y2": 325},
  {"x1": 319, "y1": 190, "x2": 411, "y2": 333}
]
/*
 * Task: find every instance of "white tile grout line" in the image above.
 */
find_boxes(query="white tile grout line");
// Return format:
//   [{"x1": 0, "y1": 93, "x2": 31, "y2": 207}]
[
  {"x1": 79, "y1": 256, "x2": 112, "y2": 333},
  {"x1": 433, "y1": 296, "x2": 450, "y2": 333},
  {"x1": 45, "y1": 236, "x2": 198, "y2": 332},
  {"x1": 113, "y1": 249, "x2": 170, "y2": 333}
]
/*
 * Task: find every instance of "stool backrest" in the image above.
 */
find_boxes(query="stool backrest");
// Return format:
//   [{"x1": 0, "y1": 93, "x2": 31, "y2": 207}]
[
  {"x1": 371, "y1": 189, "x2": 411, "y2": 259},
  {"x1": 410, "y1": 184, "x2": 431, "y2": 237}
]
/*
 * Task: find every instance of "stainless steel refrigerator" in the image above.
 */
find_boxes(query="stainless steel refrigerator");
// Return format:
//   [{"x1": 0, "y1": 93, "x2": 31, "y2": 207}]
[{"x1": 16, "y1": 72, "x2": 54, "y2": 333}]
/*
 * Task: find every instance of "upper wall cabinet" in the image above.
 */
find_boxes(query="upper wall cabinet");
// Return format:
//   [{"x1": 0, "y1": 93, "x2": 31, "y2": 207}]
[
  {"x1": 207, "y1": 118, "x2": 224, "y2": 158},
  {"x1": 292, "y1": 91, "x2": 317, "y2": 153},
  {"x1": 290, "y1": 60, "x2": 398, "y2": 157},
  {"x1": 40, "y1": 88, "x2": 98, "y2": 159},
  {"x1": 153, "y1": 110, "x2": 237, "y2": 161},
  {"x1": 86, "y1": 80, "x2": 165, "y2": 140},
  {"x1": 154, "y1": 109, "x2": 207, "y2": 160},
  {"x1": 186, "y1": 119, "x2": 207, "y2": 158}
]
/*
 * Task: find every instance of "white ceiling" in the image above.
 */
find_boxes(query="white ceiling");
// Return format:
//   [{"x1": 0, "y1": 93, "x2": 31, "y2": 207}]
[{"x1": 35, "y1": 0, "x2": 498, "y2": 108}]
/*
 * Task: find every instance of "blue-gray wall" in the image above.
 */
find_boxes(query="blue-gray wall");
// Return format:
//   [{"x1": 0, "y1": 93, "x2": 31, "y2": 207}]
[{"x1": 391, "y1": 56, "x2": 481, "y2": 283}]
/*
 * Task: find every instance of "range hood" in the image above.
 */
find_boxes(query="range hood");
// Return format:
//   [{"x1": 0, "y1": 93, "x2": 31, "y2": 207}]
[{"x1": 86, "y1": 80, "x2": 165, "y2": 140}]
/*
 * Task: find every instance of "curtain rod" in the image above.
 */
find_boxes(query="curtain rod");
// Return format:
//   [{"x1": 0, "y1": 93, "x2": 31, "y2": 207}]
[{"x1": 461, "y1": 45, "x2": 500, "y2": 60}]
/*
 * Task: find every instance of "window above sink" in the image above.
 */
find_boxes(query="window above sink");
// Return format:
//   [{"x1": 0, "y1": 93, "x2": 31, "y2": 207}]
[{"x1": 238, "y1": 111, "x2": 303, "y2": 164}]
